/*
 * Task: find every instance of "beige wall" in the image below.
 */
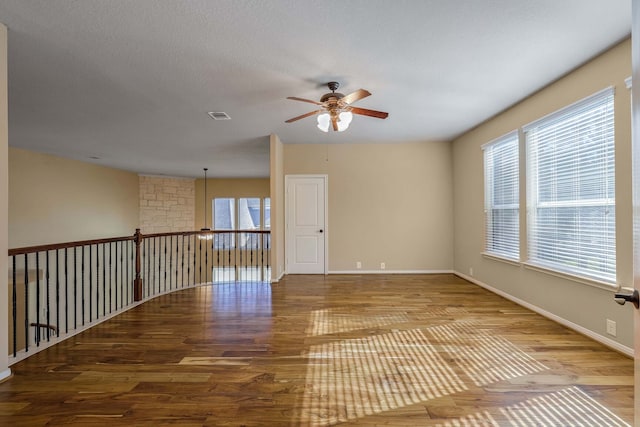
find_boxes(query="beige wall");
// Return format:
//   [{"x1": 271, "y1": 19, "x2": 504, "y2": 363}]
[
  {"x1": 270, "y1": 134, "x2": 285, "y2": 281},
  {"x1": 452, "y1": 38, "x2": 634, "y2": 348},
  {"x1": 139, "y1": 175, "x2": 195, "y2": 233},
  {"x1": 0, "y1": 23, "x2": 10, "y2": 379},
  {"x1": 283, "y1": 141, "x2": 453, "y2": 272},
  {"x1": 8, "y1": 148, "x2": 140, "y2": 248},
  {"x1": 194, "y1": 177, "x2": 270, "y2": 230}
]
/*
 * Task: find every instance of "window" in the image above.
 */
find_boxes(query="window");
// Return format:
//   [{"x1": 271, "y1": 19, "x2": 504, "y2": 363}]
[
  {"x1": 213, "y1": 198, "x2": 235, "y2": 248},
  {"x1": 525, "y1": 88, "x2": 615, "y2": 283},
  {"x1": 238, "y1": 198, "x2": 261, "y2": 230},
  {"x1": 238, "y1": 198, "x2": 260, "y2": 249},
  {"x1": 483, "y1": 131, "x2": 520, "y2": 260},
  {"x1": 212, "y1": 197, "x2": 271, "y2": 249},
  {"x1": 263, "y1": 197, "x2": 270, "y2": 230},
  {"x1": 263, "y1": 197, "x2": 271, "y2": 250}
]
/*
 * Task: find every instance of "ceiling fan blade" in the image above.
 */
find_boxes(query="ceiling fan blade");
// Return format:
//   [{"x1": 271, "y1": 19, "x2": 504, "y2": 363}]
[
  {"x1": 331, "y1": 116, "x2": 338, "y2": 131},
  {"x1": 340, "y1": 89, "x2": 371, "y2": 105},
  {"x1": 285, "y1": 109, "x2": 323, "y2": 123},
  {"x1": 286, "y1": 96, "x2": 324, "y2": 106},
  {"x1": 350, "y1": 107, "x2": 389, "y2": 119}
]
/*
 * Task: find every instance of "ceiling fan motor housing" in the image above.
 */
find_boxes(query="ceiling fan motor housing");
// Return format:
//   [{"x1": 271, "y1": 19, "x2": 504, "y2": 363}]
[
  {"x1": 320, "y1": 92, "x2": 344, "y2": 103},
  {"x1": 320, "y1": 81, "x2": 344, "y2": 104}
]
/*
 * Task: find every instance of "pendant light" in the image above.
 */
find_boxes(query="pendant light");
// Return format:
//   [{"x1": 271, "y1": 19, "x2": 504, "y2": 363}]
[{"x1": 199, "y1": 168, "x2": 212, "y2": 239}]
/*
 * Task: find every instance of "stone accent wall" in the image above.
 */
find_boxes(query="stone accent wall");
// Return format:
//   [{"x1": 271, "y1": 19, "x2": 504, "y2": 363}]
[{"x1": 139, "y1": 176, "x2": 195, "y2": 233}]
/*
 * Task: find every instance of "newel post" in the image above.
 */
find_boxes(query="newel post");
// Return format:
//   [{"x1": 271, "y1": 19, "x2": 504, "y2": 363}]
[{"x1": 133, "y1": 228, "x2": 143, "y2": 301}]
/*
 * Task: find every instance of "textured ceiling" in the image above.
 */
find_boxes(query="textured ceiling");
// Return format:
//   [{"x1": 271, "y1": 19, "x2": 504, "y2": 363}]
[{"x1": 0, "y1": 0, "x2": 631, "y2": 178}]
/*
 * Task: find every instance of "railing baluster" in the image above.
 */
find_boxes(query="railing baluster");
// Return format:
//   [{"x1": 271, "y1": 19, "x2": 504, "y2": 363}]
[
  {"x1": 238, "y1": 231, "x2": 242, "y2": 282},
  {"x1": 12, "y1": 256, "x2": 16, "y2": 357},
  {"x1": 64, "y1": 248, "x2": 69, "y2": 334},
  {"x1": 187, "y1": 235, "x2": 191, "y2": 286},
  {"x1": 109, "y1": 242, "x2": 113, "y2": 314},
  {"x1": 163, "y1": 236, "x2": 167, "y2": 292},
  {"x1": 157, "y1": 236, "x2": 161, "y2": 293},
  {"x1": 125, "y1": 242, "x2": 132, "y2": 304},
  {"x1": 175, "y1": 235, "x2": 179, "y2": 289},
  {"x1": 46, "y1": 250, "x2": 51, "y2": 341},
  {"x1": 228, "y1": 232, "x2": 232, "y2": 281},
  {"x1": 81, "y1": 245, "x2": 85, "y2": 326},
  {"x1": 115, "y1": 241, "x2": 119, "y2": 309},
  {"x1": 145, "y1": 238, "x2": 150, "y2": 297},
  {"x1": 129, "y1": 242, "x2": 132, "y2": 304},
  {"x1": 181, "y1": 235, "x2": 185, "y2": 288},
  {"x1": 35, "y1": 252, "x2": 41, "y2": 345},
  {"x1": 24, "y1": 255, "x2": 29, "y2": 352},
  {"x1": 102, "y1": 243, "x2": 106, "y2": 316},
  {"x1": 205, "y1": 234, "x2": 209, "y2": 285},
  {"x1": 151, "y1": 237, "x2": 157, "y2": 293},
  {"x1": 73, "y1": 247, "x2": 77, "y2": 329},
  {"x1": 193, "y1": 235, "x2": 196, "y2": 286},
  {"x1": 169, "y1": 235, "x2": 173, "y2": 290},
  {"x1": 97, "y1": 244, "x2": 100, "y2": 315},
  {"x1": 89, "y1": 244, "x2": 92, "y2": 323},
  {"x1": 56, "y1": 249, "x2": 60, "y2": 337},
  {"x1": 120, "y1": 240, "x2": 124, "y2": 307}
]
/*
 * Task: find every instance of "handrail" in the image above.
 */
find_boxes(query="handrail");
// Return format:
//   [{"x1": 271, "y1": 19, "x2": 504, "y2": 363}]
[
  {"x1": 9, "y1": 235, "x2": 136, "y2": 256},
  {"x1": 8, "y1": 229, "x2": 272, "y2": 255},
  {"x1": 143, "y1": 229, "x2": 270, "y2": 239}
]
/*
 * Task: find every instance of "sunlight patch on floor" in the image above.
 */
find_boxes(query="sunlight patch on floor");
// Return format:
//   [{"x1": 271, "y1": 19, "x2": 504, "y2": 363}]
[
  {"x1": 299, "y1": 329, "x2": 466, "y2": 426},
  {"x1": 306, "y1": 308, "x2": 409, "y2": 336},
  {"x1": 500, "y1": 386, "x2": 630, "y2": 426},
  {"x1": 433, "y1": 410, "x2": 499, "y2": 427},
  {"x1": 427, "y1": 321, "x2": 548, "y2": 386}
]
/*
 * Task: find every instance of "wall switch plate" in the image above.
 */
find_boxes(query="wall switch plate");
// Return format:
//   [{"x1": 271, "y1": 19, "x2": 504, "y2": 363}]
[
  {"x1": 606, "y1": 319, "x2": 617, "y2": 337},
  {"x1": 469, "y1": 267, "x2": 474, "y2": 276}
]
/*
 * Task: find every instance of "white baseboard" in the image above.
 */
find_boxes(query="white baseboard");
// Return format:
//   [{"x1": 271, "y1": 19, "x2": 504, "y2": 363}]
[
  {"x1": 0, "y1": 368, "x2": 11, "y2": 382},
  {"x1": 455, "y1": 271, "x2": 634, "y2": 357},
  {"x1": 329, "y1": 270, "x2": 454, "y2": 275}
]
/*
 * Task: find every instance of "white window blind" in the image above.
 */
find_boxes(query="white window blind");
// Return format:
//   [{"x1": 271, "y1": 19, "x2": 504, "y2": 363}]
[
  {"x1": 483, "y1": 131, "x2": 520, "y2": 260},
  {"x1": 525, "y1": 88, "x2": 615, "y2": 283}
]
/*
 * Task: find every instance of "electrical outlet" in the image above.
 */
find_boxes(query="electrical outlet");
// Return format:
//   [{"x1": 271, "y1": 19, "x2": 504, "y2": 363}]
[
  {"x1": 356, "y1": 261, "x2": 362, "y2": 269},
  {"x1": 606, "y1": 319, "x2": 617, "y2": 337},
  {"x1": 380, "y1": 262, "x2": 386, "y2": 270},
  {"x1": 469, "y1": 267, "x2": 474, "y2": 276}
]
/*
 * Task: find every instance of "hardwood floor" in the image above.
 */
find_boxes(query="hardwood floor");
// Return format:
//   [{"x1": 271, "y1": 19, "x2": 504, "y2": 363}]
[{"x1": 0, "y1": 274, "x2": 633, "y2": 426}]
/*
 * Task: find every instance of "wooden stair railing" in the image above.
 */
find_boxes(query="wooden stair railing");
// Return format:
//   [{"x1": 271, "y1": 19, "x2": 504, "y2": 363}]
[{"x1": 7, "y1": 228, "x2": 271, "y2": 362}]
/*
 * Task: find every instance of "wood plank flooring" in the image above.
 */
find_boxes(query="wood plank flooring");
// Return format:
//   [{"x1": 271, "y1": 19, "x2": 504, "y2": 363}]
[{"x1": 0, "y1": 274, "x2": 634, "y2": 426}]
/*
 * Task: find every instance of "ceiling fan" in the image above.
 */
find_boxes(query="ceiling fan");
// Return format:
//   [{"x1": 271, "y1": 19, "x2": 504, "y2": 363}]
[{"x1": 285, "y1": 82, "x2": 389, "y2": 132}]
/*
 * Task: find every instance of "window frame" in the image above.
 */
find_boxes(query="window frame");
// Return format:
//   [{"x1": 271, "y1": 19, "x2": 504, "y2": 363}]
[
  {"x1": 482, "y1": 130, "x2": 521, "y2": 262},
  {"x1": 523, "y1": 87, "x2": 616, "y2": 285}
]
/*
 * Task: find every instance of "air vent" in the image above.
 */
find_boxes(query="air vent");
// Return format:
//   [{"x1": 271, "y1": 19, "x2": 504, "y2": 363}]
[{"x1": 207, "y1": 111, "x2": 231, "y2": 120}]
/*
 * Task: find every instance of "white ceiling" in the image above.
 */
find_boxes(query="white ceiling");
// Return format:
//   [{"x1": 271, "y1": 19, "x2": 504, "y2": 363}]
[{"x1": 0, "y1": 0, "x2": 631, "y2": 178}]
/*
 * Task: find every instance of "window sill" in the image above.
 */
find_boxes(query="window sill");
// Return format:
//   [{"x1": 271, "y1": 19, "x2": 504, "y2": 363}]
[
  {"x1": 521, "y1": 261, "x2": 618, "y2": 292},
  {"x1": 481, "y1": 253, "x2": 620, "y2": 291},
  {"x1": 481, "y1": 252, "x2": 520, "y2": 267}
]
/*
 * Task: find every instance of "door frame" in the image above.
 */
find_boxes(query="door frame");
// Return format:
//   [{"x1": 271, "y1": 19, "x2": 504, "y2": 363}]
[{"x1": 285, "y1": 174, "x2": 329, "y2": 275}]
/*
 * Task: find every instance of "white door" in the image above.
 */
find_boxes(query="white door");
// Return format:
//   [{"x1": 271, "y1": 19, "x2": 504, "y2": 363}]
[{"x1": 286, "y1": 175, "x2": 327, "y2": 274}]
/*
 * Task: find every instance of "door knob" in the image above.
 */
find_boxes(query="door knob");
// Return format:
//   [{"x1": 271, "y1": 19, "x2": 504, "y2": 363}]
[
  {"x1": 614, "y1": 289, "x2": 639, "y2": 309},
  {"x1": 319, "y1": 229, "x2": 323, "y2": 233}
]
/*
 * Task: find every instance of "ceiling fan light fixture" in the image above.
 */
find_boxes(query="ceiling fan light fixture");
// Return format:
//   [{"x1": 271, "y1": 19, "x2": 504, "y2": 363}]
[
  {"x1": 317, "y1": 113, "x2": 330, "y2": 132},
  {"x1": 337, "y1": 111, "x2": 353, "y2": 132}
]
